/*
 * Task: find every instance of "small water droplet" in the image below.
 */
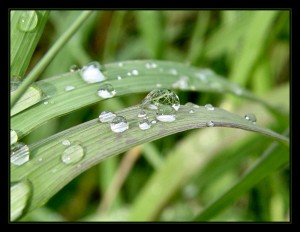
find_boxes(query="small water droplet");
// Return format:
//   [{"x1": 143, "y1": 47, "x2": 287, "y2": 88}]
[
  {"x1": 172, "y1": 76, "x2": 189, "y2": 90},
  {"x1": 97, "y1": 83, "x2": 116, "y2": 99},
  {"x1": 10, "y1": 180, "x2": 32, "y2": 221},
  {"x1": 207, "y1": 121, "x2": 214, "y2": 127},
  {"x1": 141, "y1": 89, "x2": 180, "y2": 111},
  {"x1": 18, "y1": 10, "x2": 38, "y2": 32},
  {"x1": 69, "y1": 64, "x2": 80, "y2": 72},
  {"x1": 11, "y1": 129, "x2": 18, "y2": 145},
  {"x1": 145, "y1": 62, "x2": 157, "y2": 69},
  {"x1": 38, "y1": 157, "x2": 43, "y2": 162},
  {"x1": 138, "y1": 111, "x2": 147, "y2": 118},
  {"x1": 11, "y1": 142, "x2": 30, "y2": 166},
  {"x1": 118, "y1": 62, "x2": 123, "y2": 67},
  {"x1": 204, "y1": 104, "x2": 214, "y2": 111},
  {"x1": 117, "y1": 75, "x2": 122, "y2": 80},
  {"x1": 244, "y1": 113, "x2": 257, "y2": 123},
  {"x1": 189, "y1": 109, "x2": 195, "y2": 114},
  {"x1": 80, "y1": 61, "x2": 106, "y2": 83},
  {"x1": 110, "y1": 116, "x2": 129, "y2": 133},
  {"x1": 151, "y1": 120, "x2": 157, "y2": 124},
  {"x1": 156, "y1": 83, "x2": 162, "y2": 88},
  {"x1": 139, "y1": 119, "x2": 152, "y2": 130},
  {"x1": 169, "y1": 69, "x2": 178, "y2": 75},
  {"x1": 156, "y1": 105, "x2": 176, "y2": 122},
  {"x1": 43, "y1": 101, "x2": 48, "y2": 105},
  {"x1": 99, "y1": 111, "x2": 116, "y2": 122},
  {"x1": 132, "y1": 69, "x2": 139, "y2": 75},
  {"x1": 127, "y1": 72, "x2": 132, "y2": 76},
  {"x1": 64, "y1": 85, "x2": 75, "y2": 91},
  {"x1": 62, "y1": 139, "x2": 71, "y2": 146},
  {"x1": 185, "y1": 102, "x2": 200, "y2": 108},
  {"x1": 61, "y1": 144, "x2": 85, "y2": 165}
]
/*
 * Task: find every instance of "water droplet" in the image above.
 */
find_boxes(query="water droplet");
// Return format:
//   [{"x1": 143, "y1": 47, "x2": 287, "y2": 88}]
[
  {"x1": 207, "y1": 121, "x2": 214, "y2": 127},
  {"x1": 132, "y1": 69, "x2": 139, "y2": 75},
  {"x1": 18, "y1": 10, "x2": 38, "y2": 32},
  {"x1": 151, "y1": 120, "x2": 157, "y2": 124},
  {"x1": 99, "y1": 111, "x2": 116, "y2": 122},
  {"x1": 189, "y1": 109, "x2": 195, "y2": 114},
  {"x1": 62, "y1": 139, "x2": 71, "y2": 146},
  {"x1": 97, "y1": 83, "x2": 116, "y2": 99},
  {"x1": 117, "y1": 75, "x2": 122, "y2": 80},
  {"x1": 43, "y1": 101, "x2": 48, "y2": 105},
  {"x1": 11, "y1": 129, "x2": 18, "y2": 145},
  {"x1": 138, "y1": 111, "x2": 147, "y2": 118},
  {"x1": 69, "y1": 64, "x2": 80, "y2": 72},
  {"x1": 156, "y1": 83, "x2": 162, "y2": 88},
  {"x1": 156, "y1": 105, "x2": 176, "y2": 122},
  {"x1": 11, "y1": 142, "x2": 30, "y2": 166},
  {"x1": 118, "y1": 62, "x2": 123, "y2": 67},
  {"x1": 185, "y1": 102, "x2": 200, "y2": 108},
  {"x1": 80, "y1": 61, "x2": 106, "y2": 83},
  {"x1": 139, "y1": 119, "x2": 152, "y2": 130},
  {"x1": 38, "y1": 157, "x2": 43, "y2": 162},
  {"x1": 172, "y1": 76, "x2": 190, "y2": 90},
  {"x1": 61, "y1": 144, "x2": 85, "y2": 165},
  {"x1": 141, "y1": 88, "x2": 180, "y2": 111},
  {"x1": 127, "y1": 72, "x2": 132, "y2": 76},
  {"x1": 10, "y1": 180, "x2": 32, "y2": 221},
  {"x1": 204, "y1": 104, "x2": 214, "y2": 111},
  {"x1": 169, "y1": 69, "x2": 178, "y2": 75},
  {"x1": 64, "y1": 85, "x2": 75, "y2": 91},
  {"x1": 145, "y1": 62, "x2": 157, "y2": 69},
  {"x1": 244, "y1": 113, "x2": 257, "y2": 123},
  {"x1": 110, "y1": 116, "x2": 129, "y2": 133}
]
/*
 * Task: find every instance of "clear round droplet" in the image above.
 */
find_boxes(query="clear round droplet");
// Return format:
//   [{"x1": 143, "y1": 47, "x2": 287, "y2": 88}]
[
  {"x1": 80, "y1": 61, "x2": 106, "y2": 83},
  {"x1": 207, "y1": 121, "x2": 214, "y2": 127},
  {"x1": 139, "y1": 119, "x2": 152, "y2": 130},
  {"x1": 69, "y1": 64, "x2": 80, "y2": 72},
  {"x1": 138, "y1": 111, "x2": 147, "y2": 118},
  {"x1": 11, "y1": 129, "x2": 18, "y2": 145},
  {"x1": 99, "y1": 111, "x2": 116, "y2": 123},
  {"x1": 204, "y1": 104, "x2": 214, "y2": 111},
  {"x1": 156, "y1": 105, "x2": 176, "y2": 122},
  {"x1": 117, "y1": 75, "x2": 122, "y2": 80},
  {"x1": 11, "y1": 142, "x2": 30, "y2": 166},
  {"x1": 132, "y1": 69, "x2": 139, "y2": 75},
  {"x1": 61, "y1": 144, "x2": 85, "y2": 165},
  {"x1": 18, "y1": 10, "x2": 38, "y2": 32},
  {"x1": 62, "y1": 139, "x2": 71, "y2": 146},
  {"x1": 244, "y1": 113, "x2": 257, "y2": 123},
  {"x1": 64, "y1": 85, "x2": 75, "y2": 91},
  {"x1": 110, "y1": 116, "x2": 129, "y2": 133},
  {"x1": 10, "y1": 180, "x2": 32, "y2": 221},
  {"x1": 189, "y1": 109, "x2": 195, "y2": 114},
  {"x1": 141, "y1": 88, "x2": 180, "y2": 111},
  {"x1": 97, "y1": 83, "x2": 116, "y2": 99}
]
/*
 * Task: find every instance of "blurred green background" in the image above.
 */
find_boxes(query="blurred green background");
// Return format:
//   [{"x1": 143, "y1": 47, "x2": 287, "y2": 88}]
[{"x1": 20, "y1": 10, "x2": 290, "y2": 222}]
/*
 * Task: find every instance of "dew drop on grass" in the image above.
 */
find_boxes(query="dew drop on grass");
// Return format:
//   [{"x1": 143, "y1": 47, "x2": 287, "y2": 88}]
[
  {"x1": 172, "y1": 76, "x2": 189, "y2": 90},
  {"x1": 207, "y1": 121, "x2": 214, "y2": 127},
  {"x1": 156, "y1": 83, "x2": 162, "y2": 88},
  {"x1": 127, "y1": 72, "x2": 132, "y2": 76},
  {"x1": 189, "y1": 109, "x2": 195, "y2": 114},
  {"x1": 132, "y1": 69, "x2": 139, "y2": 75},
  {"x1": 169, "y1": 68, "x2": 178, "y2": 75},
  {"x1": 62, "y1": 139, "x2": 71, "y2": 146},
  {"x1": 117, "y1": 75, "x2": 122, "y2": 80},
  {"x1": 11, "y1": 142, "x2": 30, "y2": 166},
  {"x1": 204, "y1": 104, "x2": 214, "y2": 111},
  {"x1": 110, "y1": 116, "x2": 129, "y2": 133},
  {"x1": 18, "y1": 10, "x2": 38, "y2": 32},
  {"x1": 151, "y1": 120, "x2": 157, "y2": 124},
  {"x1": 145, "y1": 62, "x2": 157, "y2": 69},
  {"x1": 61, "y1": 144, "x2": 85, "y2": 165},
  {"x1": 185, "y1": 102, "x2": 200, "y2": 108},
  {"x1": 69, "y1": 64, "x2": 80, "y2": 72},
  {"x1": 11, "y1": 129, "x2": 18, "y2": 145},
  {"x1": 64, "y1": 85, "x2": 75, "y2": 91},
  {"x1": 156, "y1": 105, "x2": 176, "y2": 122},
  {"x1": 99, "y1": 111, "x2": 116, "y2": 122},
  {"x1": 43, "y1": 101, "x2": 48, "y2": 105},
  {"x1": 139, "y1": 119, "x2": 152, "y2": 130},
  {"x1": 97, "y1": 83, "x2": 116, "y2": 99},
  {"x1": 141, "y1": 88, "x2": 180, "y2": 111},
  {"x1": 138, "y1": 111, "x2": 147, "y2": 118},
  {"x1": 244, "y1": 113, "x2": 257, "y2": 123},
  {"x1": 10, "y1": 180, "x2": 32, "y2": 221},
  {"x1": 80, "y1": 61, "x2": 106, "y2": 83}
]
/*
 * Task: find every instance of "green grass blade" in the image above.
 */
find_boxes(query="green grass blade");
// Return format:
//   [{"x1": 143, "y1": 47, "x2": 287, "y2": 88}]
[
  {"x1": 12, "y1": 60, "x2": 278, "y2": 139},
  {"x1": 10, "y1": 10, "x2": 49, "y2": 78},
  {"x1": 11, "y1": 11, "x2": 93, "y2": 107},
  {"x1": 10, "y1": 103, "x2": 288, "y2": 220},
  {"x1": 193, "y1": 130, "x2": 289, "y2": 221}
]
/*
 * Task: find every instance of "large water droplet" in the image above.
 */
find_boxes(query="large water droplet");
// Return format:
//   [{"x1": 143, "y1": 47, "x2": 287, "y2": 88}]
[
  {"x1": 138, "y1": 111, "x2": 147, "y2": 118},
  {"x1": 139, "y1": 119, "x2": 152, "y2": 130},
  {"x1": 61, "y1": 144, "x2": 85, "y2": 165},
  {"x1": 204, "y1": 104, "x2": 214, "y2": 111},
  {"x1": 206, "y1": 121, "x2": 214, "y2": 127},
  {"x1": 244, "y1": 113, "x2": 257, "y2": 123},
  {"x1": 18, "y1": 10, "x2": 38, "y2": 32},
  {"x1": 80, "y1": 61, "x2": 106, "y2": 83},
  {"x1": 69, "y1": 64, "x2": 80, "y2": 72},
  {"x1": 64, "y1": 85, "x2": 75, "y2": 91},
  {"x1": 11, "y1": 129, "x2": 18, "y2": 145},
  {"x1": 141, "y1": 89, "x2": 180, "y2": 111},
  {"x1": 110, "y1": 116, "x2": 129, "y2": 133},
  {"x1": 156, "y1": 105, "x2": 176, "y2": 122},
  {"x1": 99, "y1": 111, "x2": 116, "y2": 122},
  {"x1": 10, "y1": 180, "x2": 32, "y2": 221},
  {"x1": 11, "y1": 142, "x2": 30, "y2": 166},
  {"x1": 97, "y1": 83, "x2": 116, "y2": 99}
]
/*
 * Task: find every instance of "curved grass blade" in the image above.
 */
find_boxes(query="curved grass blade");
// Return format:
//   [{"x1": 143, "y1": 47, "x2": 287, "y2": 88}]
[
  {"x1": 10, "y1": 104, "x2": 288, "y2": 220},
  {"x1": 11, "y1": 60, "x2": 282, "y2": 139}
]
